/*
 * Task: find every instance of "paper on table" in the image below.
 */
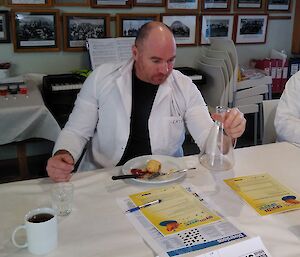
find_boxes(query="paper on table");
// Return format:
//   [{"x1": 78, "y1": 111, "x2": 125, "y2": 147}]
[
  {"x1": 118, "y1": 184, "x2": 247, "y2": 257},
  {"x1": 224, "y1": 173, "x2": 300, "y2": 216},
  {"x1": 129, "y1": 184, "x2": 222, "y2": 236},
  {"x1": 196, "y1": 236, "x2": 272, "y2": 257},
  {"x1": 87, "y1": 37, "x2": 135, "y2": 70}
]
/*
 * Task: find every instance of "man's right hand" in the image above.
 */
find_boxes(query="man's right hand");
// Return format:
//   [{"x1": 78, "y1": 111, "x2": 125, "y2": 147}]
[{"x1": 46, "y1": 150, "x2": 75, "y2": 182}]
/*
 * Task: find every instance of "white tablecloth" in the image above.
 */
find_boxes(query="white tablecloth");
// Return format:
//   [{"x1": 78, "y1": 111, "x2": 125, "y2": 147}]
[
  {"x1": 0, "y1": 74, "x2": 61, "y2": 145},
  {"x1": 1, "y1": 142, "x2": 300, "y2": 257}
]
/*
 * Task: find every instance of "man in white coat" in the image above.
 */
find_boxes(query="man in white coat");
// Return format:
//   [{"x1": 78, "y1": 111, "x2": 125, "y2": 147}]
[
  {"x1": 275, "y1": 70, "x2": 300, "y2": 144},
  {"x1": 47, "y1": 21, "x2": 246, "y2": 182}
]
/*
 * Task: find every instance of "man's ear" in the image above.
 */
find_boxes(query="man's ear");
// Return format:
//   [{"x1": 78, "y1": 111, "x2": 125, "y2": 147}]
[{"x1": 132, "y1": 45, "x2": 138, "y2": 60}]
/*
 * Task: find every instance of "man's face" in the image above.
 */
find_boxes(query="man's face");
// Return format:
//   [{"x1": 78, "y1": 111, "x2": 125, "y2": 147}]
[{"x1": 132, "y1": 30, "x2": 176, "y2": 85}]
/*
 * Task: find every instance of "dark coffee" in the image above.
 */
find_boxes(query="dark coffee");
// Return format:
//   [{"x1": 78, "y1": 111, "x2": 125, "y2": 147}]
[{"x1": 28, "y1": 213, "x2": 54, "y2": 223}]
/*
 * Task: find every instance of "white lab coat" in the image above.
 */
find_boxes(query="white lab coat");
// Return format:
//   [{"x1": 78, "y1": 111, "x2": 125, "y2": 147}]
[
  {"x1": 53, "y1": 59, "x2": 213, "y2": 171},
  {"x1": 275, "y1": 70, "x2": 300, "y2": 144}
]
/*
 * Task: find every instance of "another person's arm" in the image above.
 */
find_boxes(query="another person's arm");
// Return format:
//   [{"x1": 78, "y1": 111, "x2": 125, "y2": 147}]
[{"x1": 275, "y1": 71, "x2": 300, "y2": 144}]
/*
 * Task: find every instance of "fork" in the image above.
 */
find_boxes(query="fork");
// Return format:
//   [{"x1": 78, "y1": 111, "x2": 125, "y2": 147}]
[{"x1": 148, "y1": 167, "x2": 196, "y2": 179}]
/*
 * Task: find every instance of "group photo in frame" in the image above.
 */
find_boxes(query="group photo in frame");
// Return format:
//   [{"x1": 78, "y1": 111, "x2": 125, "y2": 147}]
[
  {"x1": 200, "y1": 14, "x2": 234, "y2": 44},
  {"x1": 166, "y1": 0, "x2": 199, "y2": 12},
  {"x1": 7, "y1": 0, "x2": 52, "y2": 7},
  {"x1": 90, "y1": 0, "x2": 132, "y2": 8},
  {"x1": 201, "y1": 0, "x2": 231, "y2": 12},
  {"x1": 0, "y1": 11, "x2": 10, "y2": 43},
  {"x1": 63, "y1": 13, "x2": 110, "y2": 51},
  {"x1": 133, "y1": 0, "x2": 165, "y2": 7},
  {"x1": 235, "y1": 14, "x2": 268, "y2": 44},
  {"x1": 162, "y1": 14, "x2": 198, "y2": 46},
  {"x1": 234, "y1": 0, "x2": 265, "y2": 11},
  {"x1": 53, "y1": 0, "x2": 89, "y2": 6},
  {"x1": 116, "y1": 14, "x2": 160, "y2": 37},
  {"x1": 11, "y1": 9, "x2": 61, "y2": 52},
  {"x1": 267, "y1": 0, "x2": 290, "y2": 12}
]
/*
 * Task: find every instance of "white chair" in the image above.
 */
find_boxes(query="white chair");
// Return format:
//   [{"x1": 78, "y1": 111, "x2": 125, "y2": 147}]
[
  {"x1": 262, "y1": 99, "x2": 279, "y2": 144},
  {"x1": 197, "y1": 60, "x2": 227, "y2": 113},
  {"x1": 208, "y1": 38, "x2": 272, "y2": 145}
]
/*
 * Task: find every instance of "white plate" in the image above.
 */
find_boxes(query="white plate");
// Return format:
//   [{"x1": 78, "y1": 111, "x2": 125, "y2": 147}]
[{"x1": 122, "y1": 155, "x2": 186, "y2": 184}]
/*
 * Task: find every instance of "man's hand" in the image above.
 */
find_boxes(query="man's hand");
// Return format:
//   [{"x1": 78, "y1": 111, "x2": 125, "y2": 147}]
[
  {"x1": 46, "y1": 150, "x2": 74, "y2": 182},
  {"x1": 211, "y1": 107, "x2": 246, "y2": 139}
]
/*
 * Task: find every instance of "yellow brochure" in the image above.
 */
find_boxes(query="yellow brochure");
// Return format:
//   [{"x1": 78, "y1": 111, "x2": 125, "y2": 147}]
[
  {"x1": 224, "y1": 173, "x2": 300, "y2": 216},
  {"x1": 129, "y1": 184, "x2": 221, "y2": 236}
]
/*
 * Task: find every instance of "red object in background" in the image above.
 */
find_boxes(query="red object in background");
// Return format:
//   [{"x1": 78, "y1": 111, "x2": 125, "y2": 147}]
[
  {"x1": 19, "y1": 85, "x2": 28, "y2": 94},
  {"x1": 0, "y1": 86, "x2": 8, "y2": 96}
]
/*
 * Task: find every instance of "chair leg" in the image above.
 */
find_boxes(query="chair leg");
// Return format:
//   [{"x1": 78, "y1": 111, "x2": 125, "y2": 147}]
[
  {"x1": 259, "y1": 103, "x2": 263, "y2": 143},
  {"x1": 254, "y1": 113, "x2": 258, "y2": 145}
]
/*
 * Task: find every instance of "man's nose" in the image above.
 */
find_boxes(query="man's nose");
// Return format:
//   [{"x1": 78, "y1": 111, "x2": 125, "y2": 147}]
[{"x1": 159, "y1": 62, "x2": 169, "y2": 74}]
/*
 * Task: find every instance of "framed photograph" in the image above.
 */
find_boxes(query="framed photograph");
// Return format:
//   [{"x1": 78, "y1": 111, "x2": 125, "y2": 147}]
[
  {"x1": 0, "y1": 11, "x2": 10, "y2": 43},
  {"x1": 234, "y1": 14, "x2": 268, "y2": 44},
  {"x1": 53, "y1": 0, "x2": 89, "y2": 6},
  {"x1": 267, "y1": 0, "x2": 291, "y2": 12},
  {"x1": 11, "y1": 9, "x2": 61, "y2": 52},
  {"x1": 200, "y1": 14, "x2": 234, "y2": 44},
  {"x1": 162, "y1": 14, "x2": 198, "y2": 46},
  {"x1": 166, "y1": 0, "x2": 199, "y2": 12},
  {"x1": 91, "y1": 0, "x2": 132, "y2": 8},
  {"x1": 202, "y1": 0, "x2": 231, "y2": 12},
  {"x1": 63, "y1": 13, "x2": 110, "y2": 51},
  {"x1": 133, "y1": 0, "x2": 165, "y2": 7},
  {"x1": 116, "y1": 14, "x2": 160, "y2": 37},
  {"x1": 7, "y1": 0, "x2": 52, "y2": 7},
  {"x1": 234, "y1": 0, "x2": 265, "y2": 11}
]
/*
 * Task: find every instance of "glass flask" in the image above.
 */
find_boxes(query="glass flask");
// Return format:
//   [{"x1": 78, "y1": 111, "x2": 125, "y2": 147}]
[{"x1": 199, "y1": 106, "x2": 234, "y2": 171}]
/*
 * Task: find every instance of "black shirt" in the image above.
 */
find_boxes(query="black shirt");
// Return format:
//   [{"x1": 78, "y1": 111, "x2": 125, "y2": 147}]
[{"x1": 117, "y1": 72, "x2": 159, "y2": 165}]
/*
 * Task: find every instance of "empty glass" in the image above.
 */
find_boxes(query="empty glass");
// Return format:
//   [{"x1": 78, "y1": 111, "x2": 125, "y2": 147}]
[
  {"x1": 51, "y1": 182, "x2": 74, "y2": 216},
  {"x1": 199, "y1": 106, "x2": 234, "y2": 171}
]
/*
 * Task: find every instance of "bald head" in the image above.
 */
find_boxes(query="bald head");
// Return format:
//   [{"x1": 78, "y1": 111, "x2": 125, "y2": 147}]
[{"x1": 135, "y1": 21, "x2": 174, "y2": 49}]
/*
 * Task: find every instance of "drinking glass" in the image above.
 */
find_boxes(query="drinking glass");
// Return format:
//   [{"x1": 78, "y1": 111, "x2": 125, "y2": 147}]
[
  {"x1": 51, "y1": 182, "x2": 74, "y2": 216},
  {"x1": 199, "y1": 106, "x2": 234, "y2": 171}
]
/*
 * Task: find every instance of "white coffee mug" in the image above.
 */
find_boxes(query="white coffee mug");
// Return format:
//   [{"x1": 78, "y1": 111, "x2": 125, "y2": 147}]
[{"x1": 11, "y1": 207, "x2": 58, "y2": 255}]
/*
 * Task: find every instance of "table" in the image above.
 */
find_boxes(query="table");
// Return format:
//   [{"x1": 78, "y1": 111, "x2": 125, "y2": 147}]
[
  {"x1": 0, "y1": 74, "x2": 61, "y2": 178},
  {"x1": 1, "y1": 142, "x2": 300, "y2": 257}
]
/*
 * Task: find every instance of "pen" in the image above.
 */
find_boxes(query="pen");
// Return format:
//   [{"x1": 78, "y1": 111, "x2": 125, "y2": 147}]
[{"x1": 125, "y1": 199, "x2": 162, "y2": 213}]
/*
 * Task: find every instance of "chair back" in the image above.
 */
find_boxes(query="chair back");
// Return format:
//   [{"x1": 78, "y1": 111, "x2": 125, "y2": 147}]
[
  {"x1": 197, "y1": 60, "x2": 227, "y2": 111},
  {"x1": 262, "y1": 99, "x2": 279, "y2": 144}
]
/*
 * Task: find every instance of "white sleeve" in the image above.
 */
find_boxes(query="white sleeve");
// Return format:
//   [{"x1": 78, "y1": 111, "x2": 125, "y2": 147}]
[
  {"x1": 53, "y1": 70, "x2": 99, "y2": 162},
  {"x1": 274, "y1": 70, "x2": 300, "y2": 144},
  {"x1": 182, "y1": 77, "x2": 214, "y2": 152}
]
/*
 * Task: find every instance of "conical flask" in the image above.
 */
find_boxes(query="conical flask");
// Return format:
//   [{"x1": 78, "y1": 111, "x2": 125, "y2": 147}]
[{"x1": 199, "y1": 106, "x2": 234, "y2": 171}]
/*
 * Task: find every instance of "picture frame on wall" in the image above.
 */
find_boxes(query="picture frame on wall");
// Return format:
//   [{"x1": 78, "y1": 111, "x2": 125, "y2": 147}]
[
  {"x1": 166, "y1": 0, "x2": 199, "y2": 12},
  {"x1": 162, "y1": 14, "x2": 198, "y2": 46},
  {"x1": 200, "y1": 14, "x2": 234, "y2": 44},
  {"x1": 116, "y1": 14, "x2": 160, "y2": 37},
  {"x1": 7, "y1": 0, "x2": 52, "y2": 7},
  {"x1": 234, "y1": 0, "x2": 265, "y2": 11},
  {"x1": 202, "y1": 0, "x2": 231, "y2": 12},
  {"x1": 133, "y1": 0, "x2": 165, "y2": 7},
  {"x1": 235, "y1": 14, "x2": 268, "y2": 44},
  {"x1": 11, "y1": 9, "x2": 61, "y2": 52},
  {"x1": 267, "y1": 0, "x2": 290, "y2": 12},
  {"x1": 0, "y1": 11, "x2": 10, "y2": 43},
  {"x1": 63, "y1": 13, "x2": 110, "y2": 51},
  {"x1": 53, "y1": 0, "x2": 89, "y2": 6},
  {"x1": 90, "y1": 0, "x2": 132, "y2": 8}
]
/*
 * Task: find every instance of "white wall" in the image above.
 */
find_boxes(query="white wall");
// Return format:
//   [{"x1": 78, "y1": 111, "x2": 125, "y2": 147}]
[{"x1": 0, "y1": 2, "x2": 295, "y2": 76}]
